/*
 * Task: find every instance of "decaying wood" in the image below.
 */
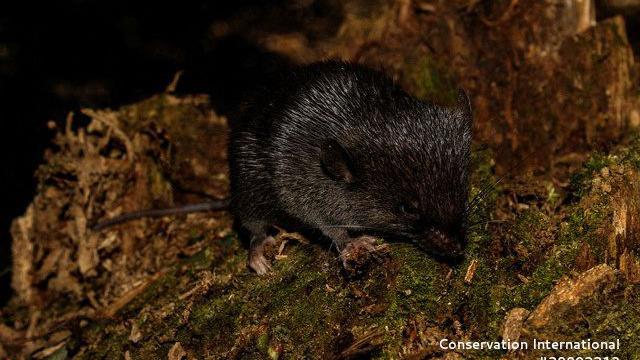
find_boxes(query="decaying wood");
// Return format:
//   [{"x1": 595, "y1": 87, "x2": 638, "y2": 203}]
[{"x1": 2, "y1": 0, "x2": 640, "y2": 358}]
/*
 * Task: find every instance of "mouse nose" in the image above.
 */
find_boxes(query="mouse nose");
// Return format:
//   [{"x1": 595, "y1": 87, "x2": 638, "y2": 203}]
[{"x1": 420, "y1": 228, "x2": 466, "y2": 260}]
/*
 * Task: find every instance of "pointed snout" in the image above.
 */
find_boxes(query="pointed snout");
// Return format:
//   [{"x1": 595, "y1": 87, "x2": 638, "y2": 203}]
[{"x1": 419, "y1": 228, "x2": 467, "y2": 262}]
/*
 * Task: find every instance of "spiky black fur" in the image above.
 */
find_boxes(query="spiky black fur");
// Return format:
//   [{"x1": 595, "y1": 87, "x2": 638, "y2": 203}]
[{"x1": 229, "y1": 61, "x2": 472, "y2": 274}]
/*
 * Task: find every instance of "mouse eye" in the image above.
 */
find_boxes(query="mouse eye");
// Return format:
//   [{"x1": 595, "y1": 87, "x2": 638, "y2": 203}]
[{"x1": 398, "y1": 201, "x2": 420, "y2": 216}]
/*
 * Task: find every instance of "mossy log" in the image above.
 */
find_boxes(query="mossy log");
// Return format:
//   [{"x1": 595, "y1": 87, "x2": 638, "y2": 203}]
[
  {"x1": 3, "y1": 1, "x2": 640, "y2": 358},
  {"x1": 2, "y1": 93, "x2": 640, "y2": 359}
]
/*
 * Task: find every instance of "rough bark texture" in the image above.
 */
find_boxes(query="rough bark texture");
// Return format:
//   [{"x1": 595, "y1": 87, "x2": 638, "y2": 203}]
[
  {"x1": 239, "y1": 0, "x2": 637, "y2": 168},
  {"x1": 2, "y1": 0, "x2": 640, "y2": 359}
]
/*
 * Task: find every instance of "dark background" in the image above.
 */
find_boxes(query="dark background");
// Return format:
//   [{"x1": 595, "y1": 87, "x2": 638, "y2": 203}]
[
  {"x1": 0, "y1": 0, "x2": 303, "y2": 305},
  {"x1": 0, "y1": 0, "x2": 638, "y2": 305}
]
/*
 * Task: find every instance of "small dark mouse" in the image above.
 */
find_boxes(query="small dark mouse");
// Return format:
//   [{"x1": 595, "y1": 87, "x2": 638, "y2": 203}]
[{"x1": 93, "y1": 61, "x2": 473, "y2": 275}]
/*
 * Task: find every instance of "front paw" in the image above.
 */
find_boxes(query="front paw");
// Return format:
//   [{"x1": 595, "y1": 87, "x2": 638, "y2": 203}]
[{"x1": 340, "y1": 235, "x2": 386, "y2": 272}]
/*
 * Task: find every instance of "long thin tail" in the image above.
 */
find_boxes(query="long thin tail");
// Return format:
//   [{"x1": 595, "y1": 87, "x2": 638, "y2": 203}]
[{"x1": 91, "y1": 199, "x2": 230, "y2": 231}]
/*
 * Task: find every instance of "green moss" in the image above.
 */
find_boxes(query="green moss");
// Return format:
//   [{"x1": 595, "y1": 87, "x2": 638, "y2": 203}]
[
  {"x1": 118, "y1": 270, "x2": 180, "y2": 319},
  {"x1": 598, "y1": 286, "x2": 640, "y2": 357},
  {"x1": 51, "y1": 143, "x2": 504, "y2": 359},
  {"x1": 256, "y1": 330, "x2": 269, "y2": 352},
  {"x1": 187, "y1": 296, "x2": 243, "y2": 348},
  {"x1": 569, "y1": 152, "x2": 611, "y2": 198},
  {"x1": 622, "y1": 134, "x2": 640, "y2": 169},
  {"x1": 511, "y1": 210, "x2": 551, "y2": 259},
  {"x1": 385, "y1": 248, "x2": 448, "y2": 319},
  {"x1": 488, "y1": 139, "x2": 640, "y2": 319},
  {"x1": 404, "y1": 56, "x2": 458, "y2": 106},
  {"x1": 369, "y1": 148, "x2": 499, "y2": 356},
  {"x1": 528, "y1": 282, "x2": 640, "y2": 358},
  {"x1": 77, "y1": 141, "x2": 630, "y2": 358},
  {"x1": 492, "y1": 206, "x2": 598, "y2": 313},
  {"x1": 182, "y1": 247, "x2": 213, "y2": 269},
  {"x1": 512, "y1": 242, "x2": 579, "y2": 310},
  {"x1": 570, "y1": 136, "x2": 640, "y2": 198},
  {"x1": 186, "y1": 229, "x2": 205, "y2": 245},
  {"x1": 468, "y1": 147, "x2": 498, "y2": 228},
  {"x1": 83, "y1": 332, "x2": 130, "y2": 360},
  {"x1": 244, "y1": 249, "x2": 352, "y2": 356}
]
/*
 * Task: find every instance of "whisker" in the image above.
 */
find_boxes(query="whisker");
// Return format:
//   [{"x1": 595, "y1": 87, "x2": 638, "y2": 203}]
[
  {"x1": 320, "y1": 224, "x2": 374, "y2": 229},
  {"x1": 466, "y1": 178, "x2": 503, "y2": 213},
  {"x1": 466, "y1": 219, "x2": 508, "y2": 228},
  {"x1": 465, "y1": 147, "x2": 540, "y2": 216},
  {"x1": 387, "y1": 242, "x2": 415, "y2": 248},
  {"x1": 318, "y1": 224, "x2": 408, "y2": 234}
]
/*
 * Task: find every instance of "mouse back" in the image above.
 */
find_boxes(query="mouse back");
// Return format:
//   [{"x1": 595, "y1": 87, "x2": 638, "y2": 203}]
[{"x1": 230, "y1": 60, "x2": 473, "y2": 259}]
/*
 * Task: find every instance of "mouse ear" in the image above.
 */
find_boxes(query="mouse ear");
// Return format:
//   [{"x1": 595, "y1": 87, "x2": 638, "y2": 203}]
[
  {"x1": 456, "y1": 88, "x2": 473, "y2": 128},
  {"x1": 320, "y1": 139, "x2": 355, "y2": 184}
]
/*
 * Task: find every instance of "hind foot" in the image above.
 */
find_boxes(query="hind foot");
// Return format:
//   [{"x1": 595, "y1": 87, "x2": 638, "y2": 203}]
[{"x1": 248, "y1": 236, "x2": 276, "y2": 275}]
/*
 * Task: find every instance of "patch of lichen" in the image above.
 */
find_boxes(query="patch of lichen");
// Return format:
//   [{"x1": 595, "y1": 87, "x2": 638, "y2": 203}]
[
  {"x1": 567, "y1": 136, "x2": 640, "y2": 261},
  {"x1": 569, "y1": 152, "x2": 616, "y2": 199},
  {"x1": 570, "y1": 135, "x2": 640, "y2": 198}
]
